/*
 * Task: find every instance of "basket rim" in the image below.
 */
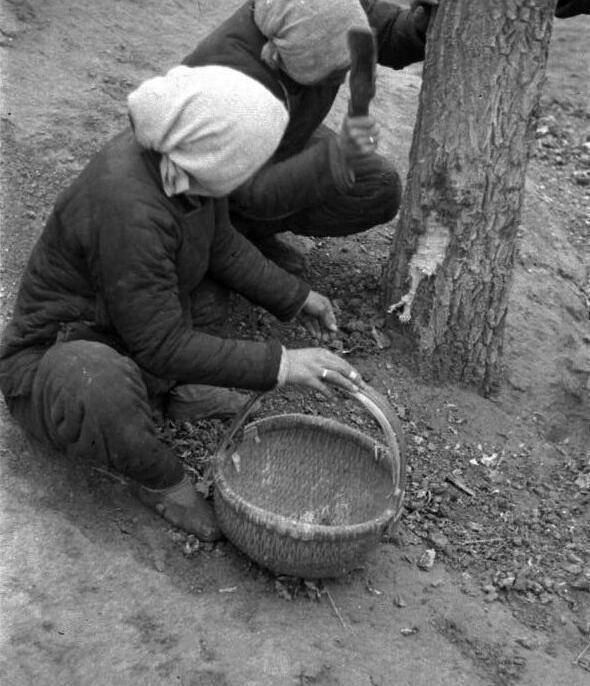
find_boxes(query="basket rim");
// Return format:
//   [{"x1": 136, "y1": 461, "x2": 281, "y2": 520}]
[{"x1": 214, "y1": 413, "x2": 398, "y2": 542}]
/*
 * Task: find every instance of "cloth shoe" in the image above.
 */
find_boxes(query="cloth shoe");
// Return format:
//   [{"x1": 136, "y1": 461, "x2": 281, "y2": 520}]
[
  {"x1": 166, "y1": 384, "x2": 249, "y2": 421},
  {"x1": 136, "y1": 474, "x2": 221, "y2": 540}
]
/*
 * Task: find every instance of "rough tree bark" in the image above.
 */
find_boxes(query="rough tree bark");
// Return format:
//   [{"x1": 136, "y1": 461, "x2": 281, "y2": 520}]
[{"x1": 382, "y1": 0, "x2": 556, "y2": 395}]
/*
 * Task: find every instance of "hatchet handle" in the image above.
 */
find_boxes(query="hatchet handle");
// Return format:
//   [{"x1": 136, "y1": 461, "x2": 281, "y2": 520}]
[{"x1": 347, "y1": 28, "x2": 377, "y2": 117}]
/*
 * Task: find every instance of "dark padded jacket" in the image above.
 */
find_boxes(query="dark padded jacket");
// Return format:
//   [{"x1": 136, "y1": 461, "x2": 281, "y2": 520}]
[
  {"x1": 182, "y1": 1, "x2": 426, "y2": 212},
  {"x1": 0, "y1": 130, "x2": 309, "y2": 398}
]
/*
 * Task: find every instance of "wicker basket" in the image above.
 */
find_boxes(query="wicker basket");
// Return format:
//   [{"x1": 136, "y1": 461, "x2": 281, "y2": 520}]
[{"x1": 213, "y1": 385, "x2": 405, "y2": 578}]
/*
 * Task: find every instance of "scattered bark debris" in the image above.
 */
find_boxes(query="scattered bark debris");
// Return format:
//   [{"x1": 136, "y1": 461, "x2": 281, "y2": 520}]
[
  {"x1": 445, "y1": 474, "x2": 475, "y2": 498},
  {"x1": 393, "y1": 594, "x2": 407, "y2": 608},
  {"x1": 400, "y1": 626, "x2": 420, "y2": 636},
  {"x1": 574, "y1": 640, "x2": 590, "y2": 672},
  {"x1": 417, "y1": 549, "x2": 436, "y2": 571}
]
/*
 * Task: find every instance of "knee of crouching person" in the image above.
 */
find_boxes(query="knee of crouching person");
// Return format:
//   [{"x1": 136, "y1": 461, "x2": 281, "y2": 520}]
[
  {"x1": 374, "y1": 162, "x2": 402, "y2": 224},
  {"x1": 46, "y1": 340, "x2": 144, "y2": 401}
]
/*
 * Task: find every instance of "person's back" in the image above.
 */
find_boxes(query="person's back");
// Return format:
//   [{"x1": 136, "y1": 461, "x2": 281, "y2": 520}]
[{"x1": 0, "y1": 131, "x2": 162, "y2": 392}]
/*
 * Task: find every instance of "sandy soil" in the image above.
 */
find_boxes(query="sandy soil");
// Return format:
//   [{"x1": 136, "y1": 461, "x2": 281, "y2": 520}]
[{"x1": 0, "y1": 1, "x2": 589, "y2": 685}]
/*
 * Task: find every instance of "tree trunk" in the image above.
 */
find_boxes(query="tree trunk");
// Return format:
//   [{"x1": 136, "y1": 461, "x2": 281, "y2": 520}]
[{"x1": 382, "y1": 0, "x2": 556, "y2": 395}]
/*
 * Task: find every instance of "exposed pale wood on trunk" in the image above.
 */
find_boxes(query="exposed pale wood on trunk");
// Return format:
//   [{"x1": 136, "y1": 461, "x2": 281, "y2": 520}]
[{"x1": 382, "y1": 0, "x2": 556, "y2": 395}]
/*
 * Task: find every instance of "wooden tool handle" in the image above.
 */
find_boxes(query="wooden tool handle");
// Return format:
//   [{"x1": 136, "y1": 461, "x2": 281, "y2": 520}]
[{"x1": 347, "y1": 28, "x2": 377, "y2": 117}]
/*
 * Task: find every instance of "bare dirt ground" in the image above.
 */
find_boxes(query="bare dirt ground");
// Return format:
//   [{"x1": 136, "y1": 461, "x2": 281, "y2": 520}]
[{"x1": 0, "y1": 1, "x2": 589, "y2": 685}]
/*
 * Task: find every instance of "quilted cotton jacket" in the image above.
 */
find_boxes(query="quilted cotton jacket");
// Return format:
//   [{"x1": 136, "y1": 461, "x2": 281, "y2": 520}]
[
  {"x1": 182, "y1": 1, "x2": 426, "y2": 214},
  {"x1": 0, "y1": 130, "x2": 309, "y2": 398}
]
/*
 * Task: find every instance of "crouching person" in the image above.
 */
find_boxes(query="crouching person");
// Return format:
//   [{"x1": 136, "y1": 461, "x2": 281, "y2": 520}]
[
  {"x1": 0, "y1": 66, "x2": 364, "y2": 541},
  {"x1": 183, "y1": 0, "x2": 439, "y2": 270}
]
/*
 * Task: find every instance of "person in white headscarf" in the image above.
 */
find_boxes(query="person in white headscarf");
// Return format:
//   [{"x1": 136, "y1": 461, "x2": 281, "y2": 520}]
[
  {"x1": 254, "y1": 0, "x2": 371, "y2": 85},
  {"x1": 183, "y1": 0, "x2": 439, "y2": 272},
  {"x1": 128, "y1": 64, "x2": 290, "y2": 198},
  {"x1": 0, "y1": 65, "x2": 365, "y2": 540}
]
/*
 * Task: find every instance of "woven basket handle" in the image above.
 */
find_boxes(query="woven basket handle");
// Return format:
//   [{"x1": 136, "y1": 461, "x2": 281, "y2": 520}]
[
  {"x1": 217, "y1": 385, "x2": 406, "y2": 522},
  {"x1": 216, "y1": 391, "x2": 265, "y2": 456},
  {"x1": 349, "y1": 385, "x2": 406, "y2": 521}
]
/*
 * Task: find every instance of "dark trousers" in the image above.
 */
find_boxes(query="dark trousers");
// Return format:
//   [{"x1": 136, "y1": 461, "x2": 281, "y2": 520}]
[
  {"x1": 4, "y1": 281, "x2": 233, "y2": 489},
  {"x1": 229, "y1": 125, "x2": 402, "y2": 240},
  {"x1": 7, "y1": 341, "x2": 184, "y2": 489}
]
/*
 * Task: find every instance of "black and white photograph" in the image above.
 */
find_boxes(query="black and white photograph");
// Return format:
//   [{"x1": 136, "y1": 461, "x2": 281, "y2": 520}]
[{"x1": 0, "y1": 1, "x2": 588, "y2": 684}]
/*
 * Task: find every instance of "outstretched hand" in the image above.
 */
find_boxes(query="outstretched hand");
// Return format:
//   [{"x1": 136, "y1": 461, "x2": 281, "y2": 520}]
[{"x1": 298, "y1": 290, "x2": 338, "y2": 341}]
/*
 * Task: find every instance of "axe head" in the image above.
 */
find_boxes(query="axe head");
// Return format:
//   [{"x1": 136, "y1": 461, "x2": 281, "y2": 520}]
[{"x1": 347, "y1": 28, "x2": 377, "y2": 117}]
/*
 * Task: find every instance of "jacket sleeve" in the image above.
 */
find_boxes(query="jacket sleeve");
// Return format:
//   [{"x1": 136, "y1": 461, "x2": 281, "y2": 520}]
[
  {"x1": 230, "y1": 136, "x2": 352, "y2": 220},
  {"x1": 555, "y1": 0, "x2": 590, "y2": 17},
  {"x1": 95, "y1": 201, "x2": 282, "y2": 390},
  {"x1": 362, "y1": 0, "x2": 427, "y2": 69},
  {"x1": 207, "y1": 199, "x2": 310, "y2": 321}
]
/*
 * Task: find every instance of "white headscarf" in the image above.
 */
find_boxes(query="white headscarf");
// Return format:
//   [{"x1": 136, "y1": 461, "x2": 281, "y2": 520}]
[
  {"x1": 254, "y1": 0, "x2": 370, "y2": 85},
  {"x1": 127, "y1": 65, "x2": 289, "y2": 197}
]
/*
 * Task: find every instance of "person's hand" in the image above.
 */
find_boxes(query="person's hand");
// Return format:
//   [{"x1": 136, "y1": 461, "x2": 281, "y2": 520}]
[
  {"x1": 298, "y1": 290, "x2": 338, "y2": 341},
  {"x1": 410, "y1": 0, "x2": 438, "y2": 35},
  {"x1": 338, "y1": 114, "x2": 379, "y2": 164},
  {"x1": 284, "y1": 347, "x2": 363, "y2": 396}
]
